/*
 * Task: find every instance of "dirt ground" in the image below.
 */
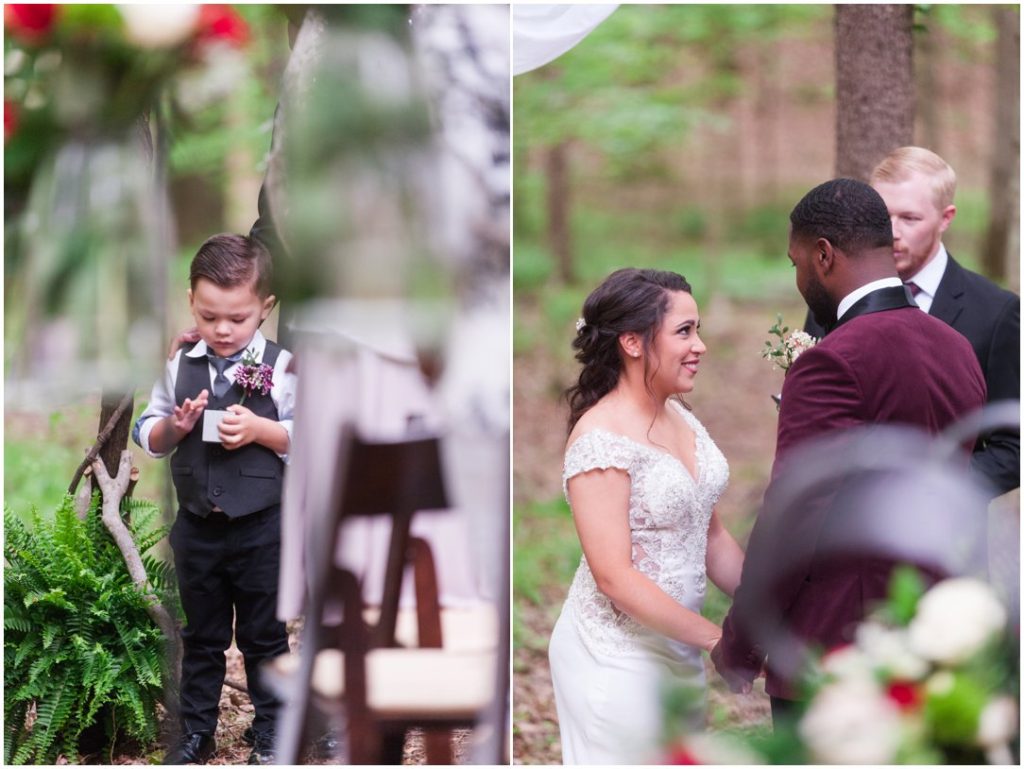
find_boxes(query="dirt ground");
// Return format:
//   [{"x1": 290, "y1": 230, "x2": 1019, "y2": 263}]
[
  {"x1": 512, "y1": 292, "x2": 805, "y2": 764},
  {"x1": 74, "y1": 639, "x2": 468, "y2": 765}
]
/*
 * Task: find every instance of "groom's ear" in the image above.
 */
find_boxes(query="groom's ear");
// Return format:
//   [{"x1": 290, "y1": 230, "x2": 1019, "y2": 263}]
[{"x1": 815, "y1": 238, "x2": 836, "y2": 275}]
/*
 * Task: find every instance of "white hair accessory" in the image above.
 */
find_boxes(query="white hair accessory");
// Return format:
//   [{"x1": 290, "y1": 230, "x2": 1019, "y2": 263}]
[{"x1": 575, "y1": 317, "x2": 586, "y2": 332}]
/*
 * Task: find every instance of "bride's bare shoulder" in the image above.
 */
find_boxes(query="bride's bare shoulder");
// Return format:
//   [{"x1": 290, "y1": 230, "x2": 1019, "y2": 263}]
[{"x1": 566, "y1": 400, "x2": 629, "y2": 447}]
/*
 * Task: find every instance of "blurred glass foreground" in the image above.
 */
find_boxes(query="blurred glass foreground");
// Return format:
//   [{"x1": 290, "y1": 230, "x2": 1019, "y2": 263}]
[
  {"x1": 262, "y1": 6, "x2": 510, "y2": 764},
  {"x1": 660, "y1": 403, "x2": 1020, "y2": 765}
]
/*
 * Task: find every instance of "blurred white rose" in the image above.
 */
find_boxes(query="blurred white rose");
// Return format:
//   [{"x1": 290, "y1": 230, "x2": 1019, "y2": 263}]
[
  {"x1": 908, "y1": 578, "x2": 1007, "y2": 666},
  {"x1": 855, "y1": 621, "x2": 929, "y2": 680},
  {"x1": 821, "y1": 643, "x2": 875, "y2": 683},
  {"x1": 977, "y1": 696, "x2": 1018, "y2": 748},
  {"x1": 118, "y1": 5, "x2": 200, "y2": 49},
  {"x1": 799, "y1": 679, "x2": 903, "y2": 764},
  {"x1": 174, "y1": 44, "x2": 248, "y2": 112}
]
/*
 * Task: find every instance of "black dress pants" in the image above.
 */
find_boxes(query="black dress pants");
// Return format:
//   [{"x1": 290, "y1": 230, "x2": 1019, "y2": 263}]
[{"x1": 170, "y1": 506, "x2": 290, "y2": 735}]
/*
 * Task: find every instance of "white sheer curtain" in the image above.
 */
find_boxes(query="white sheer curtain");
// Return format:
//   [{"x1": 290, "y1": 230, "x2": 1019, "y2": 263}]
[{"x1": 513, "y1": 4, "x2": 618, "y2": 76}]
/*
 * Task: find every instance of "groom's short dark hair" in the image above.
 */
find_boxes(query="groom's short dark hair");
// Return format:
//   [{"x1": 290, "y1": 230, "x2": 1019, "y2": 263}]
[{"x1": 790, "y1": 178, "x2": 893, "y2": 254}]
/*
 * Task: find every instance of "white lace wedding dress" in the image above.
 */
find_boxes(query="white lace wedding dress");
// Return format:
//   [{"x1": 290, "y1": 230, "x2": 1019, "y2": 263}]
[{"x1": 548, "y1": 402, "x2": 729, "y2": 764}]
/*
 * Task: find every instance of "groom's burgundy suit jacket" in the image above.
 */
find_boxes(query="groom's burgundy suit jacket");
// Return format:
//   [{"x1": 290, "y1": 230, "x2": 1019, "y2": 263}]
[{"x1": 719, "y1": 286, "x2": 986, "y2": 699}]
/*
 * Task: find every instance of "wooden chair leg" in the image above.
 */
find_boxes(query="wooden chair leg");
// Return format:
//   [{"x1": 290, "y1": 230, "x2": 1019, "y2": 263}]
[
  {"x1": 379, "y1": 730, "x2": 405, "y2": 764},
  {"x1": 375, "y1": 509, "x2": 414, "y2": 648},
  {"x1": 425, "y1": 729, "x2": 452, "y2": 764},
  {"x1": 411, "y1": 536, "x2": 452, "y2": 762},
  {"x1": 409, "y1": 536, "x2": 443, "y2": 648}
]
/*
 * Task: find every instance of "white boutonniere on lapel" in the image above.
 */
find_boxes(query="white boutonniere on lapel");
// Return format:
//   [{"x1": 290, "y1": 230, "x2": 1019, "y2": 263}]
[{"x1": 762, "y1": 314, "x2": 818, "y2": 408}]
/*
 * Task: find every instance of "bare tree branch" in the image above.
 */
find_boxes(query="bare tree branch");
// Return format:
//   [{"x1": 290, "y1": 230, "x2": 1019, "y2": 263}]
[
  {"x1": 69, "y1": 392, "x2": 134, "y2": 495},
  {"x1": 91, "y1": 451, "x2": 180, "y2": 669},
  {"x1": 73, "y1": 467, "x2": 93, "y2": 519}
]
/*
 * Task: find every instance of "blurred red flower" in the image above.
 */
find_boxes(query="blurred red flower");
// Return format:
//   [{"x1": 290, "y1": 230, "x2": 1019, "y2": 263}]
[
  {"x1": 4, "y1": 100, "x2": 17, "y2": 143},
  {"x1": 665, "y1": 744, "x2": 701, "y2": 764},
  {"x1": 887, "y1": 681, "x2": 923, "y2": 712},
  {"x1": 4, "y1": 4, "x2": 58, "y2": 43},
  {"x1": 196, "y1": 4, "x2": 248, "y2": 48}
]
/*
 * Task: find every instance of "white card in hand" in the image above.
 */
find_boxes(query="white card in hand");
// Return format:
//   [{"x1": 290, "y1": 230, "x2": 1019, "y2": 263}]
[{"x1": 202, "y1": 409, "x2": 230, "y2": 442}]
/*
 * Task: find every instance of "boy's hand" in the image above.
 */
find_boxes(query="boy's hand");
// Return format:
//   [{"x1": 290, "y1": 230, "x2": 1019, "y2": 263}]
[
  {"x1": 168, "y1": 327, "x2": 201, "y2": 360},
  {"x1": 171, "y1": 390, "x2": 209, "y2": 433},
  {"x1": 219, "y1": 404, "x2": 260, "y2": 449}
]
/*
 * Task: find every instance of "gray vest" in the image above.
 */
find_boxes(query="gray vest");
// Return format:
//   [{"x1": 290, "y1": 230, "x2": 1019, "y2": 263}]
[{"x1": 170, "y1": 342, "x2": 285, "y2": 518}]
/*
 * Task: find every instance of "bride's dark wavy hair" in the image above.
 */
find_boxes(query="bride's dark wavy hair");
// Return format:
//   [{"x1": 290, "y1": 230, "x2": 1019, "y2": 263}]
[{"x1": 565, "y1": 268, "x2": 693, "y2": 432}]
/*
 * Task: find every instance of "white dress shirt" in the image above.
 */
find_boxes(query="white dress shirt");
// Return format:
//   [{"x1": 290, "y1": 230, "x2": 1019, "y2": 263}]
[
  {"x1": 836, "y1": 277, "x2": 905, "y2": 321},
  {"x1": 133, "y1": 329, "x2": 296, "y2": 462},
  {"x1": 903, "y1": 243, "x2": 949, "y2": 315}
]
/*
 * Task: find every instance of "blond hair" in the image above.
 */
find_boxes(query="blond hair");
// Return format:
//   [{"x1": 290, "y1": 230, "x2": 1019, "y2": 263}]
[{"x1": 870, "y1": 146, "x2": 957, "y2": 212}]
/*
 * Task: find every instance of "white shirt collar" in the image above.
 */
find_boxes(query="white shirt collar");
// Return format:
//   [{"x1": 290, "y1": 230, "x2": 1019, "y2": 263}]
[
  {"x1": 836, "y1": 277, "x2": 904, "y2": 321},
  {"x1": 185, "y1": 329, "x2": 267, "y2": 360},
  {"x1": 903, "y1": 242, "x2": 948, "y2": 298}
]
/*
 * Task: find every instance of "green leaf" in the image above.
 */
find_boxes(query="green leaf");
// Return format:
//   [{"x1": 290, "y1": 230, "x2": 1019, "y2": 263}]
[{"x1": 885, "y1": 566, "x2": 927, "y2": 625}]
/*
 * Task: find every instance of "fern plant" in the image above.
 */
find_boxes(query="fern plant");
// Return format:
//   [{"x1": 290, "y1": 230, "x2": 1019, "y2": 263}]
[{"x1": 4, "y1": 494, "x2": 178, "y2": 764}]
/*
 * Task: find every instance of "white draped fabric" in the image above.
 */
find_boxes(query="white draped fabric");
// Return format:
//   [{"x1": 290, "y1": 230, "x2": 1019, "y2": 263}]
[
  {"x1": 277, "y1": 304, "x2": 485, "y2": 621},
  {"x1": 512, "y1": 4, "x2": 618, "y2": 76}
]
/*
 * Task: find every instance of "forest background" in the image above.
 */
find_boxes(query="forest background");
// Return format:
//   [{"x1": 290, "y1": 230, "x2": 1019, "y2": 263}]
[{"x1": 512, "y1": 4, "x2": 1019, "y2": 763}]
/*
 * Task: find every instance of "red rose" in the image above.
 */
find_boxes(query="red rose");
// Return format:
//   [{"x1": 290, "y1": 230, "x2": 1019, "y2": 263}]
[
  {"x1": 665, "y1": 744, "x2": 701, "y2": 764},
  {"x1": 196, "y1": 4, "x2": 248, "y2": 48},
  {"x1": 886, "y1": 681, "x2": 922, "y2": 711},
  {"x1": 4, "y1": 100, "x2": 17, "y2": 143},
  {"x1": 4, "y1": 4, "x2": 58, "y2": 44}
]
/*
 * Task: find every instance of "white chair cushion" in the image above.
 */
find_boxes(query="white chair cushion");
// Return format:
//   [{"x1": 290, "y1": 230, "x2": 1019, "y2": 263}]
[{"x1": 308, "y1": 647, "x2": 496, "y2": 720}]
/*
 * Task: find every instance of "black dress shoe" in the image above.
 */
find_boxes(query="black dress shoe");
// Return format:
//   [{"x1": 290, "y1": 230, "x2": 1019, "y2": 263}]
[
  {"x1": 163, "y1": 732, "x2": 216, "y2": 764},
  {"x1": 247, "y1": 729, "x2": 276, "y2": 765}
]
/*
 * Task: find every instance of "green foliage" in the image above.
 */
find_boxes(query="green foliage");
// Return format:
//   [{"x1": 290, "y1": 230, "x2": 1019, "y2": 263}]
[
  {"x1": 4, "y1": 495, "x2": 176, "y2": 764},
  {"x1": 512, "y1": 242, "x2": 555, "y2": 293},
  {"x1": 880, "y1": 566, "x2": 927, "y2": 626},
  {"x1": 924, "y1": 671, "x2": 988, "y2": 745},
  {"x1": 513, "y1": 498, "x2": 579, "y2": 652},
  {"x1": 513, "y1": 498, "x2": 579, "y2": 607},
  {"x1": 4, "y1": 436, "x2": 82, "y2": 524}
]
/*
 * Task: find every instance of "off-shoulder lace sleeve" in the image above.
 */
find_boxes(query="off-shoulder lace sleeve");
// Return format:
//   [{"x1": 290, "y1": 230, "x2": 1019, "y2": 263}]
[{"x1": 562, "y1": 430, "x2": 636, "y2": 498}]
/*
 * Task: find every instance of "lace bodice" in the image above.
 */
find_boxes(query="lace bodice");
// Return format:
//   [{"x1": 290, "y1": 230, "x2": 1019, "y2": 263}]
[{"x1": 561, "y1": 402, "x2": 729, "y2": 656}]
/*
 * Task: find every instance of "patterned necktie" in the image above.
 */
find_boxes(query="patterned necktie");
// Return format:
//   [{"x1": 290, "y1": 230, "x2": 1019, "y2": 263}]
[
  {"x1": 905, "y1": 281, "x2": 922, "y2": 297},
  {"x1": 208, "y1": 355, "x2": 232, "y2": 398}
]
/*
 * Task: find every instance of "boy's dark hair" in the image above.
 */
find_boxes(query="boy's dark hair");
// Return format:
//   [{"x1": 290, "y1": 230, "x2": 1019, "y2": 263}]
[
  {"x1": 190, "y1": 234, "x2": 274, "y2": 297},
  {"x1": 790, "y1": 178, "x2": 893, "y2": 255}
]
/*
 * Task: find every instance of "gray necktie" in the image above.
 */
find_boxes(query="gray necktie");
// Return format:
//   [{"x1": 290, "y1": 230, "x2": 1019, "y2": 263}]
[{"x1": 208, "y1": 356, "x2": 232, "y2": 398}]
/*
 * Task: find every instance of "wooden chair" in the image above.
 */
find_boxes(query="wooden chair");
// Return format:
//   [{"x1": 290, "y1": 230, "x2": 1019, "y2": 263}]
[{"x1": 269, "y1": 433, "x2": 496, "y2": 764}]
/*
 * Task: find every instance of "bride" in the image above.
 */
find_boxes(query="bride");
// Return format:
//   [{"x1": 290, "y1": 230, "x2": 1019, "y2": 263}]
[{"x1": 548, "y1": 268, "x2": 747, "y2": 764}]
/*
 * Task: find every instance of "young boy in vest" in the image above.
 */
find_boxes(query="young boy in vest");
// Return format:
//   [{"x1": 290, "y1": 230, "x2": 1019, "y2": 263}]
[{"x1": 134, "y1": 234, "x2": 295, "y2": 765}]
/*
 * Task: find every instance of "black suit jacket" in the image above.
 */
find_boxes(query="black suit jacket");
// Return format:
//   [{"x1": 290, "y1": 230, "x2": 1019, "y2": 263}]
[{"x1": 803, "y1": 254, "x2": 1020, "y2": 494}]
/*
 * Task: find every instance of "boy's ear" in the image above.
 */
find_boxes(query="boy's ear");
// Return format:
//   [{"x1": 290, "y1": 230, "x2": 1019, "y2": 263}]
[
  {"x1": 187, "y1": 288, "x2": 195, "y2": 309},
  {"x1": 260, "y1": 294, "x2": 277, "y2": 321}
]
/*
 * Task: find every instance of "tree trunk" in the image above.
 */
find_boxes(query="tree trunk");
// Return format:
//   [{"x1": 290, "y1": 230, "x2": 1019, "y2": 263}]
[
  {"x1": 96, "y1": 392, "x2": 134, "y2": 481},
  {"x1": 915, "y1": 9, "x2": 941, "y2": 154},
  {"x1": 981, "y1": 5, "x2": 1020, "y2": 283},
  {"x1": 545, "y1": 141, "x2": 573, "y2": 284},
  {"x1": 834, "y1": 5, "x2": 915, "y2": 180}
]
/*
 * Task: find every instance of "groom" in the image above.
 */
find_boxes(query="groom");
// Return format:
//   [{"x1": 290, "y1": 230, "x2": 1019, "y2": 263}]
[{"x1": 711, "y1": 179, "x2": 986, "y2": 720}]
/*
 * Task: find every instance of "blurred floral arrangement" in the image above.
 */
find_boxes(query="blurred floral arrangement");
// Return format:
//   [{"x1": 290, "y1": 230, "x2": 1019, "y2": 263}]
[
  {"x1": 662, "y1": 568, "x2": 1019, "y2": 764},
  {"x1": 761, "y1": 314, "x2": 816, "y2": 373},
  {"x1": 4, "y1": 3, "x2": 248, "y2": 184}
]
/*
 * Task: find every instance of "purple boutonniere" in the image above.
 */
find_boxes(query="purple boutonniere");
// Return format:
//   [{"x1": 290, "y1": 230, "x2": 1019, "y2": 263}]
[{"x1": 235, "y1": 347, "x2": 274, "y2": 406}]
